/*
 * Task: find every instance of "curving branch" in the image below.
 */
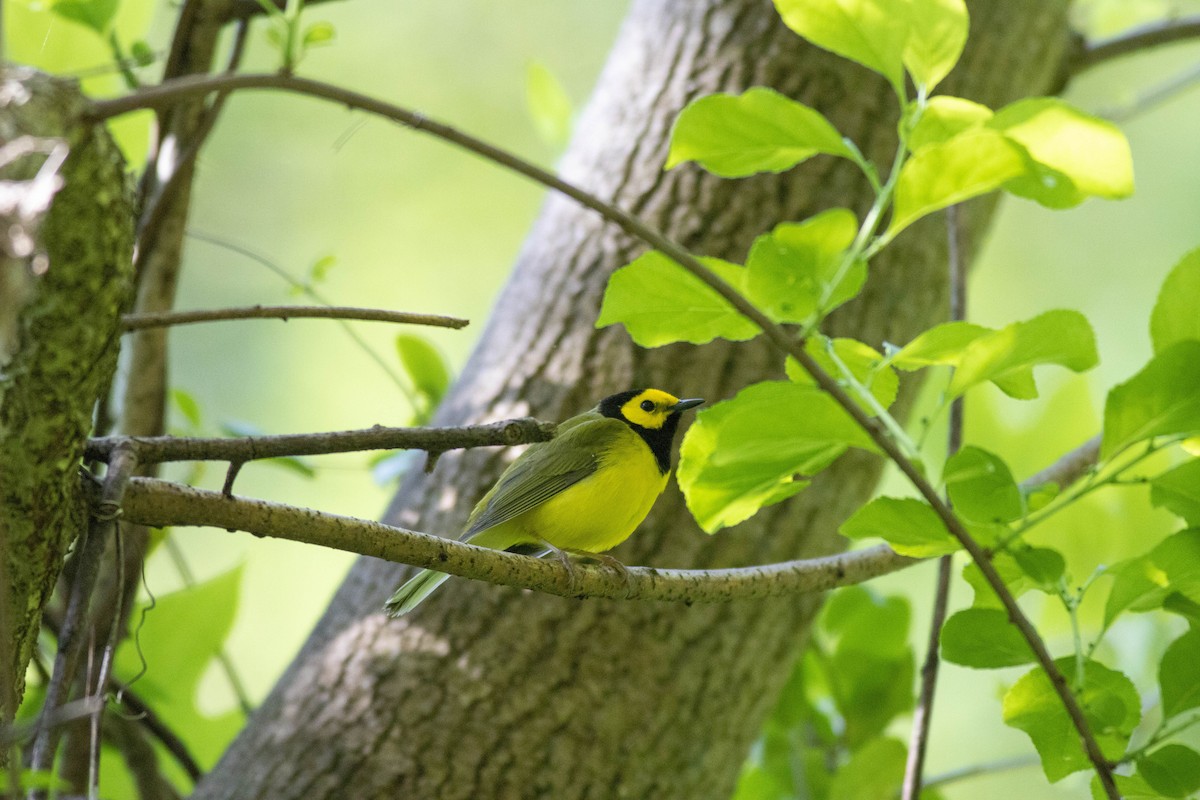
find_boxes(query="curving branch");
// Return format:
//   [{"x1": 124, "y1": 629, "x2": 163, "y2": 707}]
[
  {"x1": 121, "y1": 304, "x2": 468, "y2": 331},
  {"x1": 121, "y1": 477, "x2": 917, "y2": 604},
  {"x1": 85, "y1": 418, "x2": 556, "y2": 464},
  {"x1": 82, "y1": 72, "x2": 1119, "y2": 796},
  {"x1": 1072, "y1": 14, "x2": 1200, "y2": 74}
]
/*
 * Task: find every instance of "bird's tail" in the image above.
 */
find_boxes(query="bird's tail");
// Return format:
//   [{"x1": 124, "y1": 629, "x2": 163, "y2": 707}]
[{"x1": 383, "y1": 569, "x2": 450, "y2": 617}]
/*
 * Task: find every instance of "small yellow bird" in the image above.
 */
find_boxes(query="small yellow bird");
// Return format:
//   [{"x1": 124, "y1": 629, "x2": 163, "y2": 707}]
[{"x1": 384, "y1": 388, "x2": 703, "y2": 616}]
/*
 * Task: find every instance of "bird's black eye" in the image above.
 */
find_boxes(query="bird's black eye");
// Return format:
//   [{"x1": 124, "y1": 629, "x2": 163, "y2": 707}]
[{"x1": 640, "y1": 400, "x2": 655, "y2": 412}]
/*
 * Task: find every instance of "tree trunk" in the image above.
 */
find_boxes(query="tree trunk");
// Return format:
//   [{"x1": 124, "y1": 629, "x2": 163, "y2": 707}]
[{"x1": 195, "y1": 2, "x2": 1071, "y2": 797}]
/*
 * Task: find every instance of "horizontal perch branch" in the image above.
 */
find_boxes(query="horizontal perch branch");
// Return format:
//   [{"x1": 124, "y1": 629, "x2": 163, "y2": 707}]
[
  {"x1": 121, "y1": 305, "x2": 468, "y2": 331},
  {"x1": 120, "y1": 477, "x2": 918, "y2": 605},
  {"x1": 85, "y1": 418, "x2": 557, "y2": 464}
]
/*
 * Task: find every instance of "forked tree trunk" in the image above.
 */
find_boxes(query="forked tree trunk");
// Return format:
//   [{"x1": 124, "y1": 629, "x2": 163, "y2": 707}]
[{"x1": 195, "y1": 2, "x2": 1071, "y2": 797}]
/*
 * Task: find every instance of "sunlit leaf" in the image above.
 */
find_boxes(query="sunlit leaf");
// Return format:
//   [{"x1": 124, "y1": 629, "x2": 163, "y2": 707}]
[
  {"x1": 51, "y1": 0, "x2": 119, "y2": 34},
  {"x1": 990, "y1": 97, "x2": 1134, "y2": 209},
  {"x1": 1090, "y1": 773, "x2": 1172, "y2": 800},
  {"x1": 1012, "y1": 546, "x2": 1066, "y2": 588},
  {"x1": 1003, "y1": 658, "x2": 1141, "y2": 782},
  {"x1": 944, "y1": 445, "x2": 1023, "y2": 523},
  {"x1": 525, "y1": 61, "x2": 573, "y2": 146},
  {"x1": 1102, "y1": 341, "x2": 1200, "y2": 459},
  {"x1": 840, "y1": 496, "x2": 958, "y2": 557},
  {"x1": 903, "y1": 0, "x2": 968, "y2": 91},
  {"x1": 1151, "y1": 247, "x2": 1200, "y2": 354},
  {"x1": 597, "y1": 252, "x2": 759, "y2": 347},
  {"x1": 941, "y1": 607, "x2": 1033, "y2": 668},
  {"x1": 773, "y1": 0, "x2": 909, "y2": 92},
  {"x1": 678, "y1": 381, "x2": 876, "y2": 532},
  {"x1": 302, "y1": 21, "x2": 336, "y2": 47},
  {"x1": 906, "y1": 95, "x2": 992, "y2": 150},
  {"x1": 947, "y1": 310, "x2": 1098, "y2": 399},
  {"x1": 787, "y1": 336, "x2": 898, "y2": 412},
  {"x1": 892, "y1": 321, "x2": 990, "y2": 369},
  {"x1": 888, "y1": 128, "x2": 1026, "y2": 239},
  {"x1": 745, "y1": 208, "x2": 862, "y2": 324},
  {"x1": 667, "y1": 87, "x2": 851, "y2": 177},
  {"x1": 170, "y1": 388, "x2": 203, "y2": 429}
]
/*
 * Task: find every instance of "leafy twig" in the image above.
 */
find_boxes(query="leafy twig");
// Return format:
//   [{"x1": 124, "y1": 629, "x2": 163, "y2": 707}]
[{"x1": 121, "y1": 304, "x2": 468, "y2": 331}]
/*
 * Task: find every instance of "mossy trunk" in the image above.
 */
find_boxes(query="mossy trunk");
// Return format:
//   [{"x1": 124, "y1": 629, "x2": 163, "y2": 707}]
[
  {"x1": 0, "y1": 67, "x2": 135, "y2": 722},
  {"x1": 195, "y1": 2, "x2": 1072, "y2": 797}
]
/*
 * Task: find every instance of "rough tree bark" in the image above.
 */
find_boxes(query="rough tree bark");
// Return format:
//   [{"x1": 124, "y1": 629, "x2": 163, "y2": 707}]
[{"x1": 195, "y1": 2, "x2": 1072, "y2": 797}]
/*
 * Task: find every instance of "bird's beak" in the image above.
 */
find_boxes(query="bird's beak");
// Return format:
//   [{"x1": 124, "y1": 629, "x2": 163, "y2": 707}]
[{"x1": 672, "y1": 398, "x2": 704, "y2": 412}]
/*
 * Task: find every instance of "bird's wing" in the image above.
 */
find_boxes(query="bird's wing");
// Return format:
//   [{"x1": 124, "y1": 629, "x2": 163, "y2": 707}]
[{"x1": 461, "y1": 415, "x2": 620, "y2": 539}]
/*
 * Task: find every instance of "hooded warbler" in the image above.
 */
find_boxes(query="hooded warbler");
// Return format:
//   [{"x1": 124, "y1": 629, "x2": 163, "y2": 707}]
[{"x1": 384, "y1": 388, "x2": 703, "y2": 616}]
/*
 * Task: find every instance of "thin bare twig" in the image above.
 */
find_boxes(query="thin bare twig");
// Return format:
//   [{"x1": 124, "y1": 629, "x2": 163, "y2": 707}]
[
  {"x1": 923, "y1": 755, "x2": 1041, "y2": 790},
  {"x1": 1072, "y1": 14, "x2": 1200, "y2": 74},
  {"x1": 121, "y1": 304, "x2": 468, "y2": 331},
  {"x1": 121, "y1": 477, "x2": 917, "y2": 604},
  {"x1": 902, "y1": 205, "x2": 965, "y2": 800},
  {"x1": 1023, "y1": 435, "x2": 1101, "y2": 490},
  {"x1": 82, "y1": 72, "x2": 1119, "y2": 796},
  {"x1": 86, "y1": 418, "x2": 556, "y2": 464},
  {"x1": 28, "y1": 447, "x2": 138, "y2": 781}
]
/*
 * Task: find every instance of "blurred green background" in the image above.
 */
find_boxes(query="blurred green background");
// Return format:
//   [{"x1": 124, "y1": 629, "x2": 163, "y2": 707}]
[{"x1": 7, "y1": 0, "x2": 1200, "y2": 796}]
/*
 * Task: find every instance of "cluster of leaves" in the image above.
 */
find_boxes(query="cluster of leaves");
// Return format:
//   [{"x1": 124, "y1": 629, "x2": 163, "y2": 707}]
[
  {"x1": 735, "y1": 586, "x2": 923, "y2": 800},
  {"x1": 597, "y1": 0, "x2": 1200, "y2": 795},
  {"x1": 253, "y1": 0, "x2": 335, "y2": 74}
]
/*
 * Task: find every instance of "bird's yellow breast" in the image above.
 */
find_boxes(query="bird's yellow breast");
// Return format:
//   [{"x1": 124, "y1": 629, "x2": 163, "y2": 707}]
[{"x1": 510, "y1": 427, "x2": 669, "y2": 553}]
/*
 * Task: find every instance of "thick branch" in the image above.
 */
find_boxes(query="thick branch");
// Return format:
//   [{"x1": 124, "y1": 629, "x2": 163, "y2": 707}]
[
  {"x1": 85, "y1": 418, "x2": 556, "y2": 464},
  {"x1": 120, "y1": 477, "x2": 916, "y2": 604},
  {"x1": 1073, "y1": 15, "x2": 1200, "y2": 73},
  {"x1": 121, "y1": 304, "x2": 468, "y2": 330}
]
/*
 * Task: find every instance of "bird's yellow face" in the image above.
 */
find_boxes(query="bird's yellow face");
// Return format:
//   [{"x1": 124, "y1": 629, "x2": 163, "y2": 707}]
[{"x1": 618, "y1": 388, "x2": 684, "y2": 430}]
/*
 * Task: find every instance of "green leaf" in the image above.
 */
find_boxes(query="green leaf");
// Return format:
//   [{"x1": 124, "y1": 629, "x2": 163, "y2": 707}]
[
  {"x1": 821, "y1": 585, "x2": 911, "y2": 658},
  {"x1": 170, "y1": 388, "x2": 203, "y2": 429},
  {"x1": 888, "y1": 128, "x2": 1026, "y2": 239},
  {"x1": 731, "y1": 766, "x2": 789, "y2": 800},
  {"x1": 1160, "y1": 629, "x2": 1200, "y2": 719},
  {"x1": 947, "y1": 310, "x2": 1098, "y2": 399},
  {"x1": 1151, "y1": 247, "x2": 1200, "y2": 354},
  {"x1": 787, "y1": 336, "x2": 898, "y2": 412},
  {"x1": 892, "y1": 321, "x2": 990, "y2": 370},
  {"x1": 525, "y1": 61, "x2": 573, "y2": 146},
  {"x1": 51, "y1": 0, "x2": 119, "y2": 34},
  {"x1": 596, "y1": 252, "x2": 759, "y2": 347},
  {"x1": 773, "y1": 0, "x2": 909, "y2": 93},
  {"x1": 1152, "y1": 529, "x2": 1200, "y2": 606},
  {"x1": 678, "y1": 381, "x2": 876, "y2": 532},
  {"x1": 1091, "y1": 773, "x2": 1173, "y2": 800},
  {"x1": 0, "y1": 770, "x2": 70, "y2": 792},
  {"x1": 307, "y1": 254, "x2": 336, "y2": 284},
  {"x1": 666, "y1": 87, "x2": 851, "y2": 177},
  {"x1": 941, "y1": 607, "x2": 1034, "y2": 668},
  {"x1": 906, "y1": 95, "x2": 992, "y2": 151},
  {"x1": 745, "y1": 208, "x2": 863, "y2": 324},
  {"x1": 829, "y1": 737, "x2": 908, "y2": 800},
  {"x1": 840, "y1": 496, "x2": 958, "y2": 557},
  {"x1": 114, "y1": 567, "x2": 245, "y2": 767},
  {"x1": 1102, "y1": 341, "x2": 1200, "y2": 459},
  {"x1": 1003, "y1": 658, "x2": 1141, "y2": 782},
  {"x1": 964, "y1": 551, "x2": 1038, "y2": 609},
  {"x1": 903, "y1": 0, "x2": 968, "y2": 91},
  {"x1": 130, "y1": 39, "x2": 155, "y2": 67},
  {"x1": 1138, "y1": 745, "x2": 1200, "y2": 797},
  {"x1": 1103, "y1": 555, "x2": 1169, "y2": 628},
  {"x1": 990, "y1": 98, "x2": 1134, "y2": 209},
  {"x1": 1150, "y1": 459, "x2": 1200, "y2": 526},
  {"x1": 302, "y1": 20, "x2": 335, "y2": 47},
  {"x1": 1012, "y1": 546, "x2": 1066, "y2": 588},
  {"x1": 944, "y1": 445, "x2": 1023, "y2": 523},
  {"x1": 395, "y1": 333, "x2": 450, "y2": 402}
]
